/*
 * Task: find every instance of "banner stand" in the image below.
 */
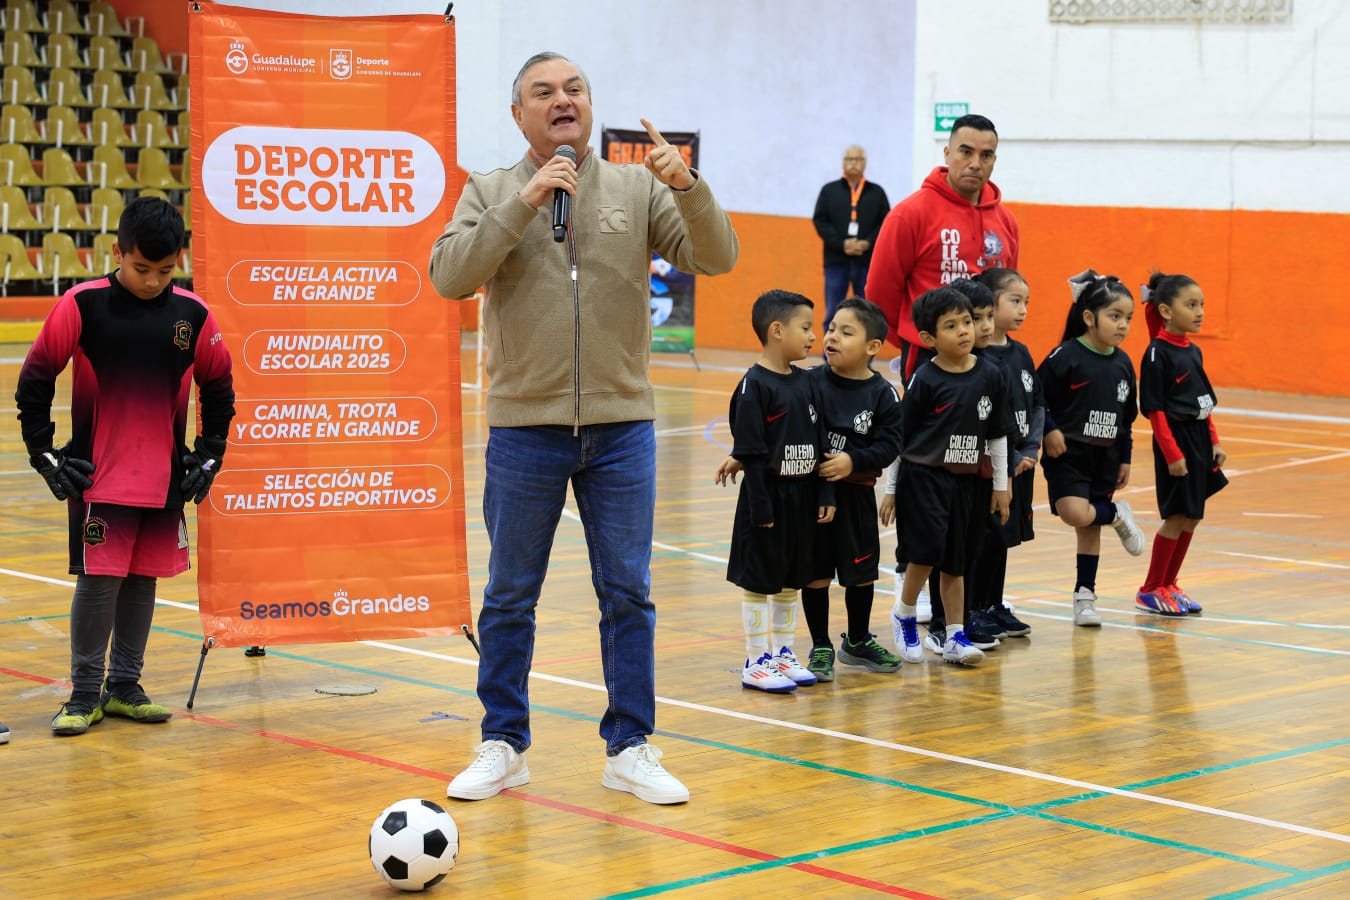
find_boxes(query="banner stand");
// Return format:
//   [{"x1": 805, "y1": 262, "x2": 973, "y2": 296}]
[
  {"x1": 184, "y1": 624, "x2": 481, "y2": 710},
  {"x1": 187, "y1": 4, "x2": 472, "y2": 669}
]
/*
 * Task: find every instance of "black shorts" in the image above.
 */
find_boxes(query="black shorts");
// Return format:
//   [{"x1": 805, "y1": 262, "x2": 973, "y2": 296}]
[
  {"x1": 726, "y1": 477, "x2": 818, "y2": 594},
  {"x1": 896, "y1": 464, "x2": 981, "y2": 573},
  {"x1": 1043, "y1": 440, "x2": 1120, "y2": 512},
  {"x1": 811, "y1": 481, "x2": 880, "y2": 587},
  {"x1": 1154, "y1": 419, "x2": 1228, "y2": 519},
  {"x1": 992, "y1": 467, "x2": 1036, "y2": 548}
]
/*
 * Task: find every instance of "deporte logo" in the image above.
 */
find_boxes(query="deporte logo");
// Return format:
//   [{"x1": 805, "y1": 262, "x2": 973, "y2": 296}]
[{"x1": 202, "y1": 126, "x2": 444, "y2": 227}]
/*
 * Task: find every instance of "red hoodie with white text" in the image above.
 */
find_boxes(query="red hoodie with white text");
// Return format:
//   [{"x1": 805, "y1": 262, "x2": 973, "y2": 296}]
[{"x1": 867, "y1": 166, "x2": 1020, "y2": 366}]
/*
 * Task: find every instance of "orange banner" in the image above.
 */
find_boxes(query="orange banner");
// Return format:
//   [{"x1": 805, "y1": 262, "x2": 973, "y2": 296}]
[{"x1": 189, "y1": 3, "x2": 468, "y2": 647}]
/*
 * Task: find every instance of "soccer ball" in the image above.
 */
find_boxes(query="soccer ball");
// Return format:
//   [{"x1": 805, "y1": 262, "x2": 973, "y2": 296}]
[{"x1": 368, "y1": 798, "x2": 459, "y2": 891}]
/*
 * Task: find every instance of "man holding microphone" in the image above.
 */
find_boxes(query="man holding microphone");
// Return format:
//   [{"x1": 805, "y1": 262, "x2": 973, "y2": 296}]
[{"x1": 429, "y1": 52, "x2": 738, "y2": 805}]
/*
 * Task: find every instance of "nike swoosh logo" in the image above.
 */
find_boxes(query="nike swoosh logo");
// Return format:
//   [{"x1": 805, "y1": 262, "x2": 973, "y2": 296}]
[
  {"x1": 853, "y1": 553, "x2": 872, "y2": 564},
  {"x1": 1070, "y1": 381, "x2": 1089, "y2": 390},
  {"x1": 766, "y1": 411, "x2": 787, "y2": 423},
  {"x1": 1175, "y1": 372, "x2": 1191, "y2": 384},
  {"x1": 934, "y1": 402, "x2": 953, "y2": 414}
]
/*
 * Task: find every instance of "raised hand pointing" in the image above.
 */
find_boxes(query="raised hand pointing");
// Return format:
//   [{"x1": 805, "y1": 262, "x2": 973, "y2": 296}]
[{"x1": 640, "y1": 118, "x2": 695, "y2": 190}]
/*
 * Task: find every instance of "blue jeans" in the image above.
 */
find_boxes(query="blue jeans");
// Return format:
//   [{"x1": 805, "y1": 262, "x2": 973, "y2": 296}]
[
  {"x1": 477, "y1": 421, "x2": 657, "y2": 756},
  {"x1": 823, "y1": 259, "x2": 870, "y2": 326}
]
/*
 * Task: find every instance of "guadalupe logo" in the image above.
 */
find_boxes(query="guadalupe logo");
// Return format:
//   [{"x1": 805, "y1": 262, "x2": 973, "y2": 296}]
[
  {"x1": 330, "y1": 48, "x2": 352, "y2": 80},
  {"x1": 173, "y1": 320, "x2": 192, "y2": 350},
  {"x1": 84, "y1": 517, "x2": 108, "y2": 546},
  {"x1": 225, "y1": 40, "x2": 248, "y2": 76}
]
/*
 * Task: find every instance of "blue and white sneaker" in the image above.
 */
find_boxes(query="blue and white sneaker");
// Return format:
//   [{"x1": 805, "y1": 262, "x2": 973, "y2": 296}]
[
  {"x1": 742, "y1": 653, "x2": 797, "y2": 693},
  {"x1": 891, "y1": 610, "x2": 925, "y2": 664},
  {"x1": 772, "y1": 647, "x2": 818, "y2": 686},
  {"x1": 942, "y1": 630, "x2": 985, "y2": 667}
]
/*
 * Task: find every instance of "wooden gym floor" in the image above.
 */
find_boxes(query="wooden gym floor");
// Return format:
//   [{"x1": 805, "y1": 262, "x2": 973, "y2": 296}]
[{"x1": 1, "y1": 344, "x2": 1348, "y2": 899}]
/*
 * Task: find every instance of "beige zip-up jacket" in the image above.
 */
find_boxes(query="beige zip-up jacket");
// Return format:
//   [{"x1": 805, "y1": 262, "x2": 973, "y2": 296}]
[{"x1": 428, "y1": 151, "x2": 738, "y2": 427}]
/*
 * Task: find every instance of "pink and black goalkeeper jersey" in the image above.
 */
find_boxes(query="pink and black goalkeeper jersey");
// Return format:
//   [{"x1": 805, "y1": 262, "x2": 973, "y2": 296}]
[{"x1": 16, "y1": 274, "x2": 235, "y2": 509}]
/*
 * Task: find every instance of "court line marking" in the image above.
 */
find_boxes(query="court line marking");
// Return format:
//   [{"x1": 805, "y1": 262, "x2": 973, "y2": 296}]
[
  {"x1": 346, "y1": 639, "x2": 1350, "y2": 846},
  {"x1": 1217, "y1": 551, "x2": 1350, "y2": 572},
  {"x1": 0, "y1": 625, "x2": 1332, "y2": 888},
  {"x1": 1207, "y1": 859, "x2": 1350, "y2": 900},
  {"x1": 0, "y1": 661, "x2": 932, "y2": 900},
  {"x1": 2, "y1": 566, "x2": 1350, "y2": 847}
]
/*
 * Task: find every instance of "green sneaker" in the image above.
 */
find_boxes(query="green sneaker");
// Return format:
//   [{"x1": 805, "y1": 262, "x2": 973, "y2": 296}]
[
  {"x1": 807, "y1": 644, "x2": 835, "y2": 682},
  {"x1": 837, "y1": 633, "x2": 901, "y2": 673},
  {"x1": 100, "y1": 682, "x2": 173, "y2": 723},
  {"x1": 52, "y1": 694, "x2": 105, "y2": 735}
]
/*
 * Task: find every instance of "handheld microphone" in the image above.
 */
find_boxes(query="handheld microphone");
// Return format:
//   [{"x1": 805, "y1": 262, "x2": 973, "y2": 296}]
[{"x1": 552, "y1": 145, "x2": 576, "y2": 243}]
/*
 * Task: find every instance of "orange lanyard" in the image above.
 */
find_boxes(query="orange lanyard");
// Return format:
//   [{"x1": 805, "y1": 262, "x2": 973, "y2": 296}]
[{"x1": 848, "y1": 178, "x2": 866, "y2": 221}]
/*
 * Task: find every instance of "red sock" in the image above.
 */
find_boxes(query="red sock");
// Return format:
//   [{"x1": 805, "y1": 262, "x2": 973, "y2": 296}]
[
  {"x1": 1141, "y1": 534, "x2": 1177, "y2": 591},
  {"x1": 1164, "y1": 530, "x2": 1194, "y2": 585}
]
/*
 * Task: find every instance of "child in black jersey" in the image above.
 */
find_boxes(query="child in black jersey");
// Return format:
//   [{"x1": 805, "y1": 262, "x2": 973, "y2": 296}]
[
  {"x1": 888, "y1": 287, "x2": 1012, "y2": 666},
  {"x1": 1037, "y1": 270, "x2": 1144, "y2": 627},
  {"x1": 963, "y1": 269, "x2": 1040, "y2": 640},
  {"x1": 887, "y1": 279, "x2": 1005, "y2": 656},
  {"x1": 717, "y1": 290, "x2": 835, "y2": 693},
  {"x1": 1136, "y1": 272, "x2": 1227, "y2": 616},
  {"x1": 15, "y1": 197, "x2": 235, "y2": 735},
  {"x1": 799, "y1": 298, "x2": 904, "y2": 680}
]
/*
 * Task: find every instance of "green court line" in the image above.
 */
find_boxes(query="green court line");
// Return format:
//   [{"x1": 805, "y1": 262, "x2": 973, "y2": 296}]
[
  {"x1": 600, "y1": 810, "x2": 1018, "y2": 899},
  {"x1": 146, "y1": 623, "x2": 1332, "y2": 889},
  {"x1": 0, "y1": 613, "x2": 70, "y2": 625},
  {"x1": 1206, "y1": 858, "x2": 1350, "y2": 899}
]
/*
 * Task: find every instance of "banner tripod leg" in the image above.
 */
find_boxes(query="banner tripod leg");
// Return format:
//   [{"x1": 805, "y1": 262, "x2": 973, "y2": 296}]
[
  {"x1": 460, "y1": 624, "x2": 480, "y2": 657},
  {"x1": 186, "y1": 636, "x2": 215, "y2": 710},
  {"x1": 688, "y1": 349, "x2": 700, "y2": 371}
]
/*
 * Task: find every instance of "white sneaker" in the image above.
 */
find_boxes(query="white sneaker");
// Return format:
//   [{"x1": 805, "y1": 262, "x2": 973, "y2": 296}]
[
  {"x1": 447, "y1": 739, "x2": 529, "y2": 800},
  {"x1": 895, "y1": 571, "x2": 932, "y2": 623},
  {"x1": 942, "y1": 630, "x2": 985, "y2": 667},
  {"x1": 1073, "y1": 587, "x2": 1102, "y2": 627},
  {"x1": 923, "y1": 626, "x2": 946, "y2": 657},
  {"x1": 742, "y1": 653, "x2": 796, "y2": 693},
  {"x1": 1112, "y1": 500, "x2": 1145, "y2": 556},
  {"x1": 891, "y1": 610, "x2": 926, "y2": 664},
  {"x1": 773, "y1": 647, "x2": 817, "y2": 686},
  {"x1": 602, "y1": 743, "x2": 689, "y2": 804}
]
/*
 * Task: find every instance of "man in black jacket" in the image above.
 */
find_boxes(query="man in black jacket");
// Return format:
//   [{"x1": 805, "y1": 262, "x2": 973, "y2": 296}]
[{"x1": 812, "y1": 145, "x2": 890, "y2": 328}]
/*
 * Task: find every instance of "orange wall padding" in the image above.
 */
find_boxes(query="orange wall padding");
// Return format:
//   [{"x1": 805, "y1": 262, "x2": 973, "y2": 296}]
[{"x1": 697, "y1": 204, "x2": 1347, "y2": 396}]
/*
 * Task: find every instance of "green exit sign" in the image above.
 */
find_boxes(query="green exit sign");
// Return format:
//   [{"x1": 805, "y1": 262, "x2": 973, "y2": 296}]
[{"x1": 934, "y1": 102, "x2": 968, "y2": 132}]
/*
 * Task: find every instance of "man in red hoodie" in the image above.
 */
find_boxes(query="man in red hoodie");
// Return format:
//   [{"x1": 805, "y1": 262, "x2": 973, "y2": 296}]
[{"x1": 868, "y1": 114, "x2": 1019, "y2": 379}]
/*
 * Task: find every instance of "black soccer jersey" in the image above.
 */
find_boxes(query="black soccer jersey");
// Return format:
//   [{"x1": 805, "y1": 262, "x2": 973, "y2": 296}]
[
  {"x1": 729, "y1": 364, "x2": 828, "y2": 525},
  {"x1": 807, "y1": 364, "x2": 902, "y2": 483},
  {"x1": 900, "y1": 356, "x2": 1013, "y2": 474},
  {"x1": 979, "y1": 337, "x2": 1043, "y2": 465},
  {"x1": 1037, "y1": 339, "x2": 1137, "y2": 448},
  {"x1": 16, "y1": 275, "x2": 236, "y2": 509},
  {"x1": 1139, "y1": 335, "x2": 1217, "y2": 421}
]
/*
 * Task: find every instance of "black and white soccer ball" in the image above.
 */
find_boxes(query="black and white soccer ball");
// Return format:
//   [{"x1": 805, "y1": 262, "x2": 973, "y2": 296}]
[{"x1": 369, "y1": 798, "x2": 459, "y2": 891}]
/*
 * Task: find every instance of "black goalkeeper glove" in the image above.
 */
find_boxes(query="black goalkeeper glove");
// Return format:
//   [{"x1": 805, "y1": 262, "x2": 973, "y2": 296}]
[
  {"x1": 30, "y1": 444, "x2": 96, "y2": 501},
  {"x1": 180, "y1": 436, "x2": 227, "y2": 504}
]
